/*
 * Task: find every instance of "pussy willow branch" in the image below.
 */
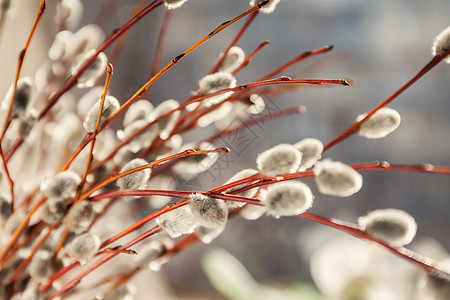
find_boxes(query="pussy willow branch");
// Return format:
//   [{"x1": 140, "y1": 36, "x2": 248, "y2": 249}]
[
  {"x1": 4, "y1": 0, "x2": 164, "y2": 162},
  {"x1": 33, "y1": 0, "x2": 278, "y2": 175},
  {"x1": 0, "y1": 0, "x2": 46, "y2": 140},
  {"x1": 40, "y1": 159, "x2": 450, "y2": 297},
  {"x1": 324, "y1": 48, "x2": 450, "y2": 151},
  {"x1": 37, "y1": 0, "x2": 164, "y2": 120},
  {"x1": 232, "y1": 40, "x2": 271, "y2": 75},
  {"x1": 101, "y1": 77, "x2": 346, "y2": 167},
  {"x1": 0, "y1": 148, "x2": 228, "y2": 264}
]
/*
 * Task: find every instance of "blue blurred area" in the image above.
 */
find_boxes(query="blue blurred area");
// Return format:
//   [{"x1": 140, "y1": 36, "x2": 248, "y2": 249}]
[{"x1": 81, "y1": 0, "x2": 450, "y2": 297}]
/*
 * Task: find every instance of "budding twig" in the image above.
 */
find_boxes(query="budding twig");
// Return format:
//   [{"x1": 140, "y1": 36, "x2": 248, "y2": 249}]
[
  {"x1": 0, "y1": 0, "x2": 46, "y2": 140},
  {"x1": 209, "y1": 10, "x2": 260, "y2": 75},
  {"x1": 257, "y1": 45, "x2": 335, "y2": 82},
  {"x1": 324, "y1": 49, "x2": 450, "y2": 151},
  {"x1": 232, "y1": 40, "x2": 271, "y2": 75}
]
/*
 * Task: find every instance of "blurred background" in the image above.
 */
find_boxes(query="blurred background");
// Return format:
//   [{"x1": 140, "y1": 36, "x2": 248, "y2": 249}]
[{"x1": 1, "y1": 0, "x2": 449, "y2": 299}]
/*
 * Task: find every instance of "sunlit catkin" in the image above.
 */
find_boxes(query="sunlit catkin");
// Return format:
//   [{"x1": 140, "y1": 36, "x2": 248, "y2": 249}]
[
  {"x1": 156, "y1": 206, "x2": 198, "y2": 238},
  {"x1": 314, "y1": 159, "x2": 363, "y2": 197},
  {"x1": 40, "y1": 171, "x2": 81, "y2": 201},
  {"x1": 189, "y1": 193, "x2": 228, "y2": 228},
  {"x1": 65, "y1": 232, "x2": 101, "y2": 262},
  {"x1": 263, "y1": 181, "x2": 313, "y2": 216},
  {"x1": 432, "y1": 26, "x2": 450, "y2": 63},
  {"x1": 356, "y1": 107, "x2": 401, "y2": 139},
  {"x1": 257, "y1": 143, "x2": 302, "y2": 176},
  {"x1": 117, "y1": 158, "x2": 151, "y2": 191},
  {"x1": 358, "y1": 208, "x2": 417, "y2": 247}
]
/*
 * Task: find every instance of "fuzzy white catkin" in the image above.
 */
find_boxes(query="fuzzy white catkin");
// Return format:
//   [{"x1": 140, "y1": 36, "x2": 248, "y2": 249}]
[
  {"x1": 2, "y1": 76, "x2": 33, "y2": 119},
  {"x1": 56, "y1": 0, "x2": 83, "y2": 30},
  {"x1": 72, "y1": 50, "x2": 108, "y2": 89},
  {"x1": 83, "y1": 95, "x2": 120, "y2": 133},
  {"x1": 29, "y1": 251, "x2": 54, "y2": 282},
  {"x1": 40, "y1": 201, "x2": 66, "y2": 224},
  {"x1": 247, "y1": 94, "x2": 266, "y2": 114},
  {"x1": 263, "y1": 181, "x2": 313, "y2": 216},
  {"x1": 117, "y1": 158, "x2": 151, "y2": 190},
  {"x1": 195, "y1": 225, "x2": 225, "y2": 244},
  {"x1": 294, "y1": 138, "x2": 323, "y2": 171},
  {"x1": 164, "y1": 0, "x2": 188, "y2": 10},
  {"x1": 77, "y1": 86, "x2": 104, "y2": 117},
  {"x1": 250, "y1": 0, "x2": 281, "y2": 14},
  {"x1": 3, "y1": 211, "x2": 27, "y2": 238},
  {"x1": 18, "y1": 109, "x2": 38, "y2": 138},
  {"x1": 72, "y1": 24, "x2": 105, "y2": 59},
  {"x1": 151, "y1": 99, "x2": 181, "y2": 140},
  {"x1": 224, "y1": 169, "x2": 259, "y2": 208},
  {"x1": 48, "y1": 30, "x2": 74, "y2": 61},
  {"x1": 218, "y1": 46, "x2": 245, "y2": 72},
  {"x1": 40, "y1": 171, "x2": 81, "y2": 200},
  {"x1": 29, "y1": 253, "x2": 62, "y2": 284},
  {"x1": 358, "y1": 208, "x2": 417, "y2": 247},
  {"x1": 197, "y1": 102, "x2": 233, "y2": 127},
  {"x1": 20, "y1": 284, "x2": 41, "y2": 300},
  {"x1": 0, "y1": 195, "x2": 12, "y2": 223},
  {"x1": 135, "y1": 241, "x2": 165, "y2": 267},
  {"x1": 63, "y1": 201, "x2": 94, "y2": 233},
  {"x1": 198, "y1": 71, "x2": 237, "y2": 106},
  {"x1": 119, "y1": 119, "x2": 157, "y2": 153},
  {"x1": 104, "y1": 285, "x2": 134, "y2": 300},
  {"x1": 156, "y1": 206, "x2": 198, "y2": 238},
  {"x1": 189, "y1": 193, "x2": 228, "y2": 228},
  {"x1": 423, "y1": 271, "x2": 450, "y2": 300},
  {"x1": 356, "y1": 107, "x2": 401, "y2": 139},
  {"x1": 65, "y1": 232, "x2": 101, "y2": 262},
  {"x1": 1, "y1": 0, "x2": 10, "y2": 12},
  {"x1": 123, "y1": 99, "x2": 154, "y2": 128},
  {"x1": 257, "y1": 143, "x2": 302, "y2": 176},
  {"x1": 172, "y1": 142, "x2": 218, "y2": 178},
  {"x1": 239, "y1": 204, "x2": 266, "y2": 220},
  {"x1": 432, "y1": 26, "x2": 450, "y2": 64},
  {"x1": 314, "y1": 159, "x2": 363, "y2": 197}
]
